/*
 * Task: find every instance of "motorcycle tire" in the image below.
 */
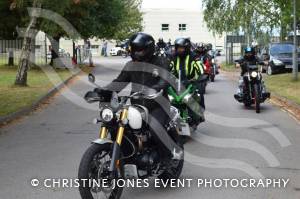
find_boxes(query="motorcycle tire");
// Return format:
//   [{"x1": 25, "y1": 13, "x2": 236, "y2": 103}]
[
  {"x1": 158, "y1": 141, "x2": 184, "y2": 182},
  {"x1": 78, "y1": 143, "x2": 124, "y2": 199},
  {"x1": 210, "y1": 75, "x2": 215, "y2": 82},
  {"x1": 243, "y1": 96, "x2": 251, "y2": 107},
  {"x1": 254, "y1": 84, "x2": 261, "y2": 113}
]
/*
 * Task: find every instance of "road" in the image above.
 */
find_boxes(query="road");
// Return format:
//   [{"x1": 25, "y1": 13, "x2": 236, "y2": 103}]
[{"x1": 0, "y1": 57, "x2": 300, "y2": 199}]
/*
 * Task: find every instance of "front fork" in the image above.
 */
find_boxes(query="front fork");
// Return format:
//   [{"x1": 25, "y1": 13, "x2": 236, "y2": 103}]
[{"x1": 109, "y1": 108, "x2": 128, "y2": 172}]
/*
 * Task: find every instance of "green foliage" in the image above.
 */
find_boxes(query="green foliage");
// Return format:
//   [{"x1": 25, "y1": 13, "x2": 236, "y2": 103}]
[
  {"x1": 0, "y1": 1, "x2": 27, "y2": 39},
  {"x1": 0, "y1": 0, "x2": 143, "y2": 40},
  {"x1": 113, "y1": 0, "x2": 143, "y2": 41},
  {"x1": 202, "y1": 0, "x2": 300, "y2": 40}
]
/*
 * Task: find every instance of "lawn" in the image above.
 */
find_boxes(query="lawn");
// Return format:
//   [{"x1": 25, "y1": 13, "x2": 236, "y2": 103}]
[
  {"x1": 0, "y1": 64, "x2": 86, "y2": 117},
  {"x1": 220, "y1": 62, "x2": 240, "y2": 72},
  {"x1": 265, "y1": 73, "x2": 300, "y2": 105}
]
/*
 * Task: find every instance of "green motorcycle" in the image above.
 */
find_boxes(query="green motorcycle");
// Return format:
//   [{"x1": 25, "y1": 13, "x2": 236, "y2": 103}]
[{"x1": 167, "y1": 77, "x2": 206, "y2": 138}]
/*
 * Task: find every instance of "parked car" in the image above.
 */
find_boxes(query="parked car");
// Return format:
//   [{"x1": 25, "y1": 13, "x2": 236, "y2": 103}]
[
  {"x1": 110, "y1": 39, "x2": 130, "y2": 56},
  {"x1": 258, "y1": 43, "x2": 300, "y2": 75},
  {"x1": 109, "y1": 46, "x2": 122, "y2": 56}
]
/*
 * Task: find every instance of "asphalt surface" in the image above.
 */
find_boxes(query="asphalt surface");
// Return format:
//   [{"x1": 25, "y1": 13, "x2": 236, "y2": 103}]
[{"x1": 0, "y1": 57, "x2": 300, "y2": 199}]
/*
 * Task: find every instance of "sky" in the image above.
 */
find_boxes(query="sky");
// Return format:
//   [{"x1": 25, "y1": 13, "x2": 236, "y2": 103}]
[{"x1": 142, "y1": 0, "x2": 202, "y2": 11}]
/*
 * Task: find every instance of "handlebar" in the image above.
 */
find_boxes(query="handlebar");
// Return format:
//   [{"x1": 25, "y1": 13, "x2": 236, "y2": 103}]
[{"x1": 129, "y1": 89, "x2": 163, "y2": 99}]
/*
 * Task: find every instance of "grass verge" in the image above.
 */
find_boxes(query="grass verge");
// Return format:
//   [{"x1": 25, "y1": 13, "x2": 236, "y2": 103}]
[
  {"x1": 220, "y1": 62, "x2": 239, "y2": 72},
  {"x1": 0, "y1": 64, "x2": 90, "y2": 117},
  {"x1": 265, "y1": 73, "x2": 300, "y2": 105}
]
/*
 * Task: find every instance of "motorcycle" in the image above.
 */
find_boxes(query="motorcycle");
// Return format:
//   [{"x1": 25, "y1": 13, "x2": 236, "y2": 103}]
[
  {"x1": 167, "y1": 74, "x2": 206, "y2": 139},
  {"x1": 234, "y1": 61, "x2": 271, "y2": 113},
  {"x1": 203, "y1": 57, "x2": 217, "y2": 82},
  {"x1": 155, "y1": 47, "x2": 167, "y2": 58},
  {"x1": 209, "y1": 52, "x2": 220, "y2": 82},
  {"x1": 78, "y1": 74, "x2": 184, "y2": 199},
  {"x1": 121, "y1": 47, "x2": 129, "y2": 58}
]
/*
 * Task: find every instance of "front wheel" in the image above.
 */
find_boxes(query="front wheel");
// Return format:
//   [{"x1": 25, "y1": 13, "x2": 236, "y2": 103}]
[
  {"x1": 78, "y1": 143, "x2": 124, "y2": 199},
  {"x1": 158, "y1": 141, "x2": 184, "y2": 181},
  {"x1": 254, "y1": 84, "x2": 261, "y2": 113}
]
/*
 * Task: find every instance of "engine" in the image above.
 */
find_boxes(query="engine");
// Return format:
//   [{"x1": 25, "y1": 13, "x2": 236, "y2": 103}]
[{"x1": 136, "y1": 149, "x2": 160, "y2": 169}]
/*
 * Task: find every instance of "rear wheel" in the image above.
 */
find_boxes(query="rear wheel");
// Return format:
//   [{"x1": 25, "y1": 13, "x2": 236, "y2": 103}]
[
  {"x1": 78, "y1": 144, "x2": 124, "y2": 199},
  {"x1": 210, "y1": 74, "x2": 215, "y2": 82}
]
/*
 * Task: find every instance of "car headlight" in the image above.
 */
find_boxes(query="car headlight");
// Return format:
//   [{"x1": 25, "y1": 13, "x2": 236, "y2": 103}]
[
  {"x1": 183, "y1": 93, "x2": 192, "y2": 104},
  {"x1": 101, "y1": 108, "x2": 114, "y2": 122},
  {"x1": 272, "y1": 59, "x2": 283, "y2": 65},
  {"x1": 251, "y1": 71, "x2": 258, "y2": 78}
]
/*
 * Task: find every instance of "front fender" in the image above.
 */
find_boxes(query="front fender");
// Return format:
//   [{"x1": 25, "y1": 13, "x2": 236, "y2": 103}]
[{"x1": 92, "y1": 138, "x2": 113, "y2": 145}]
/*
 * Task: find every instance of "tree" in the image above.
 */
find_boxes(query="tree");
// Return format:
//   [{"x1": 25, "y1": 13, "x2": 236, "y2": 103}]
[
  {"x1": 0, "y1": 1, "x2": 25, "y2": 66},
  {"x1": 113, "y1": 0, "x2": 143, "y2": 41},
  {"x1": 202, "y1": 0, "x2": 300, "y2": 43},
  {"x1": 15, "y1": 0, "x2": 41, "y2": 86},
  {"x1": 6, "y1": 0, "x2": 142, "y2": 86}
]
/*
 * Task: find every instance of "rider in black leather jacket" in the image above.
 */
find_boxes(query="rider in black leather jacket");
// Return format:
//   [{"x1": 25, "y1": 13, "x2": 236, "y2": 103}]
[
  {"x1": 104, "y1": 33, "x2": 182, "y2": 159},
  {"x1": 238, "y1": 47, "x2": 259, "y2": 76}
]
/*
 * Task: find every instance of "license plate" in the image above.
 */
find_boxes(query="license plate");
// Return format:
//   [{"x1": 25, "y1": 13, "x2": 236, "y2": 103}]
[
  {"x1": 285, "y1": 65, "x2": 293, "y2": 69},
  {"x1": 179, "y1": 122, "x2": 191, "y2": 136}
]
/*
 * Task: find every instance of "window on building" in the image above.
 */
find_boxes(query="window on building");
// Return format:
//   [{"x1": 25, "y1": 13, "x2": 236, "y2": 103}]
[
  {"x1": 161, "y1": 24, "x2": 169, "y2": 31},
  {"x1": 179, "y1": 24, "x2": 187, "y2": 31}
]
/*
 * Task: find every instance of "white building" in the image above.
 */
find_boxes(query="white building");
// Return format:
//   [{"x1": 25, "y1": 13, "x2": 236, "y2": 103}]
[{"x1": 142, "y1": 8, "x2": 224, "y2": 50}]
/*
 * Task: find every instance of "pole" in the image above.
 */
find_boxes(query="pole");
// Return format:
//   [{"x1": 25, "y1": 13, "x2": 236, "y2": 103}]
[
  {"x1": 293, "y1": 0, "x2": 298, "y2": 80},
  {"x1": 45, "y1": 34, "x2": 47, "y2": 64}
]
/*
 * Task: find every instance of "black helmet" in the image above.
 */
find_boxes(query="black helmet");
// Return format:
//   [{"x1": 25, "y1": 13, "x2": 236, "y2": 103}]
[
  {"x1": 196, "y1": 43, "x2": 205, "y2": 54},
  {"x1": 174, "y1": 38, "x2": 191, "y2": 57},
  {"x1": 158, "y1": 38, "x2": 164, "y2": 43},
  {"x1": 129, "y1": 33, "x2": 155, "y2": 61}
]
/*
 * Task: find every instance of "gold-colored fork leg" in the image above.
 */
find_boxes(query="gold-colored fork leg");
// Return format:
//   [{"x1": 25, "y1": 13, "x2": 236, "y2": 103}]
[{"x1": 99, "y1": 127, "x2": 108, "y2": 139}]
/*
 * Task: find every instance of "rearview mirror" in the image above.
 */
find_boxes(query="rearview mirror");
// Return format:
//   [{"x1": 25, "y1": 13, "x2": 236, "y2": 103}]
[
  {"x1": 88, "y1": 73, "x2": 95, "y2": 83},
  {"x1": 84, "y1": 91, "x2": 100, "y2": 103}
]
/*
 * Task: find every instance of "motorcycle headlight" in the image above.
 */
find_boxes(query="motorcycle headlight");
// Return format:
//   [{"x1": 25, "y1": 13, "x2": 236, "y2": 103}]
[
  {"x1": 168, "y1": 95, "x2": 174, "y2": 102},
  {"x1": 101, "y1": 108, "x2": 114, "y2": 122},
  {"x1": 272, "y1": 59, "x2": 283, "y2": 65},
  {"x1": 251, "y1": 71, "x2": 258, "y2": 78},
  {"x1": 183, "y1": 93, "x2": 192, "y2": 104},
  {"x1": 211, "y1": 59, "x2": 215, "y2": 64}
]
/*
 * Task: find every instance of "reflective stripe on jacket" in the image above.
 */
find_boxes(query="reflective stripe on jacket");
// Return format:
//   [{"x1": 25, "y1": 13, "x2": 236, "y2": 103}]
[{"x1": 170, "y1": 55, "x2": 204, "y2": 80}]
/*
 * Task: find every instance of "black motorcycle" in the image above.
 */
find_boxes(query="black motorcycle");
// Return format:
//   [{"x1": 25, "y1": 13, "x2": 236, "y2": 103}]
[
  {"x1": 155, "y1": 47, "x2": 168, "y2": 58},
  {"x1": 78, "y1": 74, "x2": 184, "y2": 199},
  {"x1": 234, "y1": 61, "x2": 270, "y2": 113}
]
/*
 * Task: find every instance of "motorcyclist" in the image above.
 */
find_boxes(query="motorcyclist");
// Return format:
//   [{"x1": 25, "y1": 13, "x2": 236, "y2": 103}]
[
  {"x1": 170, "y1": 38, "x2": 206, "y2": 126},
  {"x1": 102, "y1": 33, "x2": 183, "y2": 159},
  {"x1": 239, "y1": 47, "x2": 258, "y2": 76},
  {"x1": 156, "y1": 38, "x2": 167, "y2": 49},
  {"x1": 234, "y1": 47, "x2": 267, "y2": 100}
]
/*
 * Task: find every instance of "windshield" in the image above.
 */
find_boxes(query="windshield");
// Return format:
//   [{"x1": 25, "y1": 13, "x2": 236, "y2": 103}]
[{"x1": 270, "y1": 44, "x2": 293, "y2": 55}]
